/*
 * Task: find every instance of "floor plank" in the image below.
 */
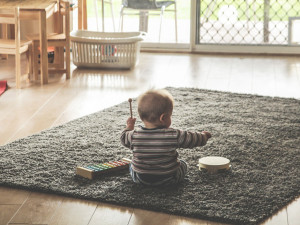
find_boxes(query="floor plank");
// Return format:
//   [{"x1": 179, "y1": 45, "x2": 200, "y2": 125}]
[
  {"x1": 9, "y1": 192, "x2": 63, "y2": 224},
  {"x1": 0, "y1": 187, "x2": 30, "y2": 205},
  {"x1": 0, "y1": 205, "x2": 21, "y2": 225},
  {"x1": 168, "y1": 215, "x2": 208, "y2": 225},
  {"x1": 261, "y1": 208, "x2": 289, "y2": 225},
  {"x1": 128, "y1": 208, "x2": 170, "y2": 225},
  {"x1": 88, "y1": 202, "x2": 133, "y2": 225},
  {"x1": 49, "y1": 197, "x2": 97, "y2": 225},
  {"x1": 286, "y1": 197, "x2": 300, "y2": 225}
]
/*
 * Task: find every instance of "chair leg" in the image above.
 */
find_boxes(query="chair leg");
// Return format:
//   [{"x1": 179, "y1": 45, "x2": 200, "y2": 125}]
[
  {"x1": 1, "y1": 24, "x2": 8, "y2": 60},
  {"x1": 94, "y1": 0, "x2": 100, "y2": 31},
  {"x1": 66, "y1": 45, "x2": 70, "y2": 79},
  {"x1": 55, "y1": 47, "x2": 64, "y2": 68},
  {"x1": 119, "y1": 6, "x2": 124, "y2": 32},
  {"x1": 32, "y1": 41, "x2": 39, "y2": 81},
  {"x1": 101, "y1": 0, "x2": 105, "y2": 31},
  {"x1": 174, "y1": 2, "x2": 178, "y2": 42},
  {"x1": 54, "y1": 46, "x2": 59, "y2": 65},
  {"x1": 110, "y1": 0, "x2": 116, "y2": 31},
  {"x1": 159, "y1": 6, "x2": 166, "y2": 42},
  {"x1": 27, "y1": 44, "x2": 33, "y2": 80},
  {"x1": 15, "y1": 50, "x2": 21, "y2": 89}
]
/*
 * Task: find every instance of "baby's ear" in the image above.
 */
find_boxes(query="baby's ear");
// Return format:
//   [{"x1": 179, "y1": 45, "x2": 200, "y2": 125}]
[{"x1": 159, "y1": 113, "x2": 166, "y2": 122}]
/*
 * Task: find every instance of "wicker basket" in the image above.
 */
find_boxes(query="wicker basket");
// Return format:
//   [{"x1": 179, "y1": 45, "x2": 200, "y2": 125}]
[{"x1": 70, "y1": 30, "x2": 144, "y2": 69}]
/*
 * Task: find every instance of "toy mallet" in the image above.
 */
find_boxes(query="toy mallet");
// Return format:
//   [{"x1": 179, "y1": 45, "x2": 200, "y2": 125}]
[{"x1": 128, "y1": 98, "x2": 133, "y2": 118}]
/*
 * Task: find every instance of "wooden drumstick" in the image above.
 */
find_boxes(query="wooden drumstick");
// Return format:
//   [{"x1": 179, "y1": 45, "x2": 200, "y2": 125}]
[{"x1": 128, "y1": 98, "x2": 133, "y2": 118}]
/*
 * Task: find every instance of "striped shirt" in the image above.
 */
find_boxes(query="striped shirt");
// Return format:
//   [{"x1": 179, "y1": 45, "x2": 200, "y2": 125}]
[{"x1": 120, "y1": 126, "x2": 209, "y2": 175}]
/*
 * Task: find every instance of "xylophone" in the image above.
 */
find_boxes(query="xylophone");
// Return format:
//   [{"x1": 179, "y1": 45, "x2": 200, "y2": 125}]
[{"x1": 76, "y1": 158, "x2": 131, "y2": 179}]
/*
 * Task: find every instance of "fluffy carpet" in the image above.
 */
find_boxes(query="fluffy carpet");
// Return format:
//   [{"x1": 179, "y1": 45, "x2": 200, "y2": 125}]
[{"x1": 1, "y1": 87, "x2": 300, "y2": 225}]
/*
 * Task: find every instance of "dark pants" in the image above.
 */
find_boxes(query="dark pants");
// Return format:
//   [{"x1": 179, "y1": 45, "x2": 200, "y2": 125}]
[{"x1": 129, "y1": 160, "x2": 188, "y2": 186}]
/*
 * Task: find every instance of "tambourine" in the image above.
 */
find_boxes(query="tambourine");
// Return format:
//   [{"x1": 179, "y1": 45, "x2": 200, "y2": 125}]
[{"x1": 198, "y1": 156, "x2": 231, "y2": 173}]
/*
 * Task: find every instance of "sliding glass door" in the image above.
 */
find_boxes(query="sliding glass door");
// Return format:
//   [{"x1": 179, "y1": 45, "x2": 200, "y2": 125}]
[
  {"x1": 72, "y1": 0, "x2": 300, "y2": 53},
  {"x1": 193, "y1": 0, "x2": 300, "y2": 54}
]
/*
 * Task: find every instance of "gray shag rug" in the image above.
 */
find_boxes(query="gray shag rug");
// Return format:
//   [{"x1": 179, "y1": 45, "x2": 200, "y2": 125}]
[{"x1": 1, "y1": 87, "x2": 300, "y2": 225}]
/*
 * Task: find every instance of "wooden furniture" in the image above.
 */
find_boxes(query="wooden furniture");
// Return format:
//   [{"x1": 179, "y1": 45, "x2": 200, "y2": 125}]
[
  {"x1": 0, "y1": 7, "x2": 32, "y2": 89},
  {"x1": 78, "y1": 0, "x2": 88, "y2": 30},
  {"x1": 0, "y1": 24, "x2": 9, "y2": 60},
  {"x1": 27, "y1": 0, "x2": 71, "y2": 80},
  {"x1": 0, "y1": 0, "x2": 57, "y2": 86}
]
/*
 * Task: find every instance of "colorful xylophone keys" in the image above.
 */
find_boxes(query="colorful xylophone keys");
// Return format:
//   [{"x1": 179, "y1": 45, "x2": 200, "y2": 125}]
[{"x1": 76, "y1": 158, "x2": 131, "y2": 179}]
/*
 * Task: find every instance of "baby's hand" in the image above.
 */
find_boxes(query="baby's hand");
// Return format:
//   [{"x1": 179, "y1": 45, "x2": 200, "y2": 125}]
[
  {"x1": 202, "y1": 131, "x2": 212, "y2": 139},
  {"x1": 126, "y1": 117, "x2": 136, "y2": 130}
]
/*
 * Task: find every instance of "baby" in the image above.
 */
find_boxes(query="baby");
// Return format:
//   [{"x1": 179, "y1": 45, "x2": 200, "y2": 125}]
[{"x1": 120, "y1": 89, "x2": 211, "y2": 186}]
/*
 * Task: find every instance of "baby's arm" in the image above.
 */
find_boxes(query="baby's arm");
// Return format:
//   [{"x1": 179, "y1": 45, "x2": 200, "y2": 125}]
[
  {"x1": 177, "y1": 130, "x2": 211, "y2": 148},
  {"x1": 126, "y1": 117, "x2": 136, "y2": 131},
  {"x1": 120, "y1": 117, "x2": 136, "y2": 148},
  {"x1": 202, "y1": 131, "x2": 212, "y2": 139}
]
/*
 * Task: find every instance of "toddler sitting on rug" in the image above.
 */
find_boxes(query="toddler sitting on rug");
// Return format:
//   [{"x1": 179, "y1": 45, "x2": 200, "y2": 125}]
[{"x1": 120, "y1": 89, "x2": 211, "y2": 186}]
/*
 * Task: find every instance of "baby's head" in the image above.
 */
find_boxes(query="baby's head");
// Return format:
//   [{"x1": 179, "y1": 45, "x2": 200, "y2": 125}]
[{"x1": 137, "y1": 89, "x2": 174, "y2": 128}]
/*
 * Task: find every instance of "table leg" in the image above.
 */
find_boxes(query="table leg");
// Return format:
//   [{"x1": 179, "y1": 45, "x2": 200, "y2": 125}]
[
  {"x1": 78, "y1": 0, "x2": 83, "y2": 29},
  {"x1": 83, "y1": 0, "x2": 87, "y2": 29},
  {"x1": 39, "y1": 10, "x2": 48, "y2": 85},
  {"x1": 1, "y1": 24, "x2": 8, "y2": 59},
  {"x1": 54, "y1": 9, "x2": 64, "y2": 68},
  {"x1": 78, "y1": 0, "x2": 87, "y2": 30}
]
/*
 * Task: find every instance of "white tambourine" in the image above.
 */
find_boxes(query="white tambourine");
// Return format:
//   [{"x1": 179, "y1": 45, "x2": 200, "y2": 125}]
[{"x1": 198, "y1": 156, "x2": 231, "y2": 173}]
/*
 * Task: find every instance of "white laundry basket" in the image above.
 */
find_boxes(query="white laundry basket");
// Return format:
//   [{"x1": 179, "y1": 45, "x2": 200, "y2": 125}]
[{"x1": 70, "y1": 30, "x2": 144, "y2": 69}]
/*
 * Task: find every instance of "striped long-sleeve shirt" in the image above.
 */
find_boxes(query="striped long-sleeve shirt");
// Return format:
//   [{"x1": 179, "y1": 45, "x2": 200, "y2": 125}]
[{"x1": 120, "y1": 126, "x2": 209, "y2": 175}]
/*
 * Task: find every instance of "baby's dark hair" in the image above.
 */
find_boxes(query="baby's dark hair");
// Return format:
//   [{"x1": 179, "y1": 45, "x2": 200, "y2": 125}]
[{"x1": 137, "y1": 89, "x2": 174, "y2": 123}]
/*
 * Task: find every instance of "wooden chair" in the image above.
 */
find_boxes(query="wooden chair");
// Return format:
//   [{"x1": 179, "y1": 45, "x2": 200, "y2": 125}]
[
  {"x1": 0, "y1": 7, "x2": 32, "y2": 89},
  {"x1": 27, "y1": 0, "x2": 70, "y2": 81}
]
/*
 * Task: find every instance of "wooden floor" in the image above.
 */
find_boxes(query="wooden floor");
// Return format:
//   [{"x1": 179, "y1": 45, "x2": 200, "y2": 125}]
[{"x1": 0, "y1": 52, "x2": 300, "y2": 225}]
